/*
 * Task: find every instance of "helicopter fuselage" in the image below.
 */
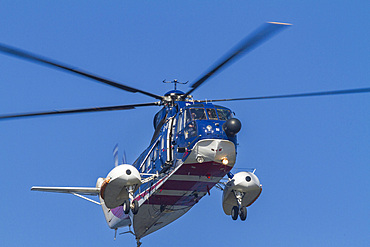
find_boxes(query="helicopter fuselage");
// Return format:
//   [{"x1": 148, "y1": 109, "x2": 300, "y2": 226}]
[{"x1": 100, "y1": 98, "x2": 240, "y2": 238}]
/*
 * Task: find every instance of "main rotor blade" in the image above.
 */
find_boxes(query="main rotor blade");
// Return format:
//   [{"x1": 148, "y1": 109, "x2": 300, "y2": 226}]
[
  {"x1": 0, "y1": 43, "x2": 163, "y2": 100},
  {"x1": 185, "y1": 22, "x2": 291, "y2": 97},
  {"x1": 196, "y1": 87, "x2": 370, "y2": 103},
  {"x1": 0, "y1": 102, "x2": 160, "y2": 120}
]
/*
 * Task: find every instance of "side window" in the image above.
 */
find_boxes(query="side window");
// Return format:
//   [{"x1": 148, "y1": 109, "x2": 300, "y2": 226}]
[
  {"x1": 177, "y1": 113, "x2": 183, "y2": 132},
  {"x1": 217, "y1": 108, "x2": 232, "y2": 120},
  {"x1": 153, "y1": 144, "x2": 158, "y2": 160},
  {"x1": 140, "y1": 153, "x2": 146, "y2": 173},
  {"x1": 171, "y1": 117, "x2": 177, "y2": 143},
  {"x1": 185, "y1": 109, "x2": 192, "y2": 125},
  {"x1": 161, "y1": 135, "x2": 165, "y2": 150},
  {"x1": 146, "y1": 154, "x2": 151, "y2": 172}
]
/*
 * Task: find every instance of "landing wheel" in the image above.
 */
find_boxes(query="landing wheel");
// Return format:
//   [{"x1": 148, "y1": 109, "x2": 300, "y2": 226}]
[
  {"x1": 123, "y1": 200, "x2": 130, "y2": 214},
  {"x1": 239, "y1": 207, "x2": 247, "y2": 221},
  {"x1": 132, "y1": 200, "x2": 139, "y2": 215},
  {"x1": 231, "y1": 206, "x2": 239, "y2": 220}
]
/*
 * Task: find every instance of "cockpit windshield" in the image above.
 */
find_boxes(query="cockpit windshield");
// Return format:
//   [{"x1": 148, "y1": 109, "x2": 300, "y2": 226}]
[
  {"x1": 188, "y1": 106, "x2": 232, "y2": 121},
  {"x1": 206, "y1": 108, "x2": 218, "y2": 120},
  {"x1": 189, "y1": 108, "x2": 207, "y2": 120},
  {"x1": 216, "y1": 108, "x2": 232, "y2": 120}
]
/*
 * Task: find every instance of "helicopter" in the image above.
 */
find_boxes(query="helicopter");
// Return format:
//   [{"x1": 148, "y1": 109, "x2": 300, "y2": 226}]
[{"x1": 1, "y1": 22, "x2": 369, "y2": 247}]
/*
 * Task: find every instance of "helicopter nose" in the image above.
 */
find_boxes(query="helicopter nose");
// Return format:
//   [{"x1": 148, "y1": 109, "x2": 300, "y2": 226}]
[{"x1": 223, "y1": 118, "x2": 242, "y2": 137}]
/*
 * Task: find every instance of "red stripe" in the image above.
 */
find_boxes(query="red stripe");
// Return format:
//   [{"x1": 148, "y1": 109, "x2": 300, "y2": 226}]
[
  {"x1": 176, "y1": 161, "x2": 232, "y2": 177},
  {"x1": 134, "y1": 176, "x2": 167, "y2": 201}
]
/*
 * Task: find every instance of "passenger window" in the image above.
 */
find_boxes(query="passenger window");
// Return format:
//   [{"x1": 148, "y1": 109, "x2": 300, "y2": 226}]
[
  {"x1": 177, "y1": 113, "x2": 183, "y2": 132},
  {"x1": 172, "y1": 117, "x2": 177, "y2": 133},
  {"x1": 146, "y1": 155, "x2": 151, "y2": 172},
  {"x1": 153, "y1": 145, "x2": 157, "y2": 160},
  {"x1": 161, "y1": 135, "x2": 165, "y2": 150}
]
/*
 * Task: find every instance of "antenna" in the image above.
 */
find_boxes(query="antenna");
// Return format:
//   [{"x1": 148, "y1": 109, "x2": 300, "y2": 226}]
[{"x1": 163, "y1": 79, "x2": 188, "y2": 90}]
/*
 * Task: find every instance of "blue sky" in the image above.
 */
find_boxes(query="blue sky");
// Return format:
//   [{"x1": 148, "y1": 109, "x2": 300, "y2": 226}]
[{"x1": 0, "y1": 1, "x2": 369, "y2": 246}]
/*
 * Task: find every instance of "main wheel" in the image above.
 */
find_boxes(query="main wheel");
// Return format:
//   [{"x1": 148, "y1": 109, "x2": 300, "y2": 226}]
[
  {"x1": 132, "y1": 200, "x2": 139, "y2": 215},
  {"x1": 123, "y1": 200, "x2": 130, "y2": 214},
  {"x1": 240, "y1": 207, "x2": 247, "y2": 221},
  {"x1": 231, "y1": 206, "x2": 239, "y2": 220}
]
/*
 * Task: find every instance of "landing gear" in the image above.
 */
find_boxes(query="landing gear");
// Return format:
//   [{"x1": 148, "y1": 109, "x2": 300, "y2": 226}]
[
  {"x1": 132, "y1": 200, "x2": 139, "y2": 215},
  {"x1": 122, "y1": 199, "x2": 139, "y2": 215},
  {"x1": 239, "y1": 207, "x2": 247, "y2": 221},
  {"x1": 123, "y1": 200, "x2": 130, "y2": 214},
  {"x1": 231, "y1": 206, "x2": 247, "y2": 221},
  {"x1": 230, "y1": 190, "x2": 248, "y2": 221},
  {"x1": 231, "y1": 206, "x2": 239, "y2": 220},
  {"x1": 122, "y1": 185, "x2": 140, "y2": 215}
]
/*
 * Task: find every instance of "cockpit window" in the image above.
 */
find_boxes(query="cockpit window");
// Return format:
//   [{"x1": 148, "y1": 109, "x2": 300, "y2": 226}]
[
  {"x1": 206, "y1": 108, "x2": 218, "y2": 120},
  {"x1": 217, "y1": 108, "x2": 232, "y2": 120},
  {"x1": 184, "y1": 109, "x2": 191, "y2": 125},
  {"x1": 189, "y1": 108, "x2": 207, "y2": 120}
]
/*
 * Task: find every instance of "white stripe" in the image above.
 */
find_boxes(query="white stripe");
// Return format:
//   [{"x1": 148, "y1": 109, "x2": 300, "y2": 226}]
[{"x1": 156, "y1": 189, "x2": 207, "y2": 197}]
